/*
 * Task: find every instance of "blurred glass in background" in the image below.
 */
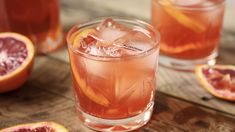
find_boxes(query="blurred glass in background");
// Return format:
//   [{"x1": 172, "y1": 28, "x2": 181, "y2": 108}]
[{"x1": 0, "y1": 0, "x2": 64, "y2": 54}]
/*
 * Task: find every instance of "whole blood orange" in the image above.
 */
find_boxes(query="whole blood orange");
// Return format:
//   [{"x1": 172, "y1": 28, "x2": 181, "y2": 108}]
[
  {"x1": 0, "y1": 121, "x2": 68, "y2": 132},
  {"x1": 0, "y1": 32, "x2": 35, "y2": 93},
  {"x1": 195, "y1": 65, "x2": 235, "y2": 101}
]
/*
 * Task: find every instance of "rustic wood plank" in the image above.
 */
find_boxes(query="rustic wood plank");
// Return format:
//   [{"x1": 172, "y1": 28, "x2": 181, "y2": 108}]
[
  {"x1": 0, "y1": 56, "x2": 235, "y2": 132},
  {"x1": 1, "y1": 0, "x2": 235, "y2": 131}
]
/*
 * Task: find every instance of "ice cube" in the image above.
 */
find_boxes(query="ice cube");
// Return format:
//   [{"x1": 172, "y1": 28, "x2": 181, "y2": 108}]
[
  {"x1": 112, "y1": 28, "x2": 154, "y2": 56},
  {"x1": 84, "y1": 56, "x2": 113, "y2": 78},
  {"x1": 96, "y1": 18, "x2": 129, "y2": 43},
  {"x1": 100, "y1": 27, "x2": 126, "y2": 43},
  {"x1": 97, "y1": 18, "x2": 115, "y2": 30},
  {"x1": 78, "y1": 19, "x2": 155, "y2": 57},
  {"x1": 97, "y1": 18, "x2": 127, "y2": 31},
  {"x1": 103, "y1": 46, "x2": 122, "y2": 57}
]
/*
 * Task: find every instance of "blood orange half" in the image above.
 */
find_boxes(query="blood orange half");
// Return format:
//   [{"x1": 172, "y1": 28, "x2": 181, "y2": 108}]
[
  {"x1": 195, "y1": 65, "x2": 235, "y2": 101},
  {"x1": 0, "y1": 32, "x2": 35, "y2": 93},
  {"x1": 0, "y1": 121, "x2": 68, "y2": 132}
]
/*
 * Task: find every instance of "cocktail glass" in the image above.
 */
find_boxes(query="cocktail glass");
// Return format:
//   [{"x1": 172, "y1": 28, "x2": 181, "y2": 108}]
[
  {"x1": 151, "y1": 0, "x2": 225, "y2": 71},
  {"x1": 67, "y1": 18, "x2": 160, "y2": 131}
]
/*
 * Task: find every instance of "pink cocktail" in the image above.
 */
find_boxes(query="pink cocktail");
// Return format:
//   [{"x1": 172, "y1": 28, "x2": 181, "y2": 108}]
[
  {"x1": 67, "y1": 18, "x2": 160, "y2": 131},
  {"x1": 151, "y1": 0, "x2": 225, "y2": 70}
]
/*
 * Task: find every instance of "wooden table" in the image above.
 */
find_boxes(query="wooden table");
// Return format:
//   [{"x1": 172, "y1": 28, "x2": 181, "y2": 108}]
[{"x1": 1, "y1": 0, "x2": 235, "y2": 131}]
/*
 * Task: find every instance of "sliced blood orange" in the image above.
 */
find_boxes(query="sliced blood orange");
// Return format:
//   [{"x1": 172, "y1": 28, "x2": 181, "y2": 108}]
[
  {"x1": 70, "y1": 55, "x2": 109, "y2": 107},
  {"x1": 72, "y1": 29, "x2": 96, "y2": 48},
  {"x1": 0, "y1": 121, "x2": 68, "y2": 132},
  {"x1": 69, "y1": 29, "x2": 109, "y2": 106},
  {"x1": 162, "y1": 0, "x2": 206, "y2": 33},
  {"x1": 195, "y1": 65, "x2": 235, "y2": 101},
  {"x1": 0, "y1": 32, "x2": 35, "y2": 93}
]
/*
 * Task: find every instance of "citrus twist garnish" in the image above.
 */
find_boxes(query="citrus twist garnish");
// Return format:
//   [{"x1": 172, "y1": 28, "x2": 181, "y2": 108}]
[{"x1": 162, "y1": 0, "x2": 206, "y2": 33}]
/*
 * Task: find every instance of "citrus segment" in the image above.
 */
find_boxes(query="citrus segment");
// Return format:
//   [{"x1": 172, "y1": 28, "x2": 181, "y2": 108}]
[
  {"x1": 162, "y1": 0, "x2": 206, "y2": 33},
  {"x1": 0, "y1": 121, "x2": 68, "y2": 132},
  {"x1": 70, "y1": 55, "x2": 109, "y2": 106},
  {"x1": 72, "y1": 29, "x2": 96, "y2": 48},
  {"x1": 195, "y1": 65, "x2": 235, "y2": 101},
  {"x1": 0, "y1": 32, "x2": 35, "y2": 93}
]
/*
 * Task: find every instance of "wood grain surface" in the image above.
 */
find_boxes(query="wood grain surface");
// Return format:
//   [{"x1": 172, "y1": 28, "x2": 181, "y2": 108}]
[
  {"x1": 0, "y1": 0, "x2": 235, "y2": 131},
  {"x1": 0, "y1": 56, "x2": 235, "y2": 132}
]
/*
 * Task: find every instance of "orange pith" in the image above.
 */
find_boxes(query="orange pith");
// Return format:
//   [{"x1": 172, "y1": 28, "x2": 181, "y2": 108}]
[
  {"x1": 0, "y1": 121, "x2": 68, "y2": 132},
  {"x1": 195, "y1": 65, "x2": 235, "y2": 101},
  {"x1": 162, "y1": 0, "x2": 206, "y2": 33},
  {"x1": 0, "y1": 32, "x2": 35, "y2": 93}
]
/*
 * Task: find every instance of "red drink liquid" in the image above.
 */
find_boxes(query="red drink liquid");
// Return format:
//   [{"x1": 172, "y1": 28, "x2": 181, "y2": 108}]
[
  {"x1": 67, "y1": 18, "x2": 160, "y2": 131},
  {"x1": 151, "y1": 0, "x2": 225, "y2": 70},
  {"x1": 0, "y1": 0, "x2": 63, "y2": 54}
]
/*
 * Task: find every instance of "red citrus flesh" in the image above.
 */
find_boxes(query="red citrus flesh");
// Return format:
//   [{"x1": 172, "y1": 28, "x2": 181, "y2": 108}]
[
  {"x1": 0, "y1": 121, "x2": 68, "y2": 132},
  {"x1": 0, "y1": 32, "x2": 35, "y2": 93},
  {"x1": 195, "y1": 65, "x2": 235, "y2": 101}
]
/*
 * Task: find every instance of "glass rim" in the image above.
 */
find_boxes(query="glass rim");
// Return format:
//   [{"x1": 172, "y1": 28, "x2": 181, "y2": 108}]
[
  {"x1": 67, "y1": 17, "x2": 160, "y2": 61},
  {"x1": 154, "y1": 0, "x2": 225, "y2": 11}
]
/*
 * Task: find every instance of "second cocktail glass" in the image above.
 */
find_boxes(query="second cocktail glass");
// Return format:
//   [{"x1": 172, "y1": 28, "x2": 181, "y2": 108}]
[{"x1": 151, "y1": 0, "x2": 225, "y2": 71}]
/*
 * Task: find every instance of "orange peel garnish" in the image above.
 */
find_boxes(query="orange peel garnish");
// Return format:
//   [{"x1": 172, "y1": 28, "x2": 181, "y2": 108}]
[
  {"x1": 72, "y1": 29, "x2": 95, "y2": 48},
  {"x1": 69, "y1": 32, "x2": 110, "y2": 106},
  {"x1": 70, "y1": 60, "x2": 109, "y2": 106},
  {"x1": 162, "y1": 0, "x2": 206, "y2": 33}
]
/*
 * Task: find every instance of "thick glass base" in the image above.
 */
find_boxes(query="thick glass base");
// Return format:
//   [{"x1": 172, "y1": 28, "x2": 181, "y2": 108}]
[
  {"x1": 159, "y1": 53, "x2": 217, "y2": 71},
  {"x1": 76, "y1": 102, "x2": 154, "y2": 132}
]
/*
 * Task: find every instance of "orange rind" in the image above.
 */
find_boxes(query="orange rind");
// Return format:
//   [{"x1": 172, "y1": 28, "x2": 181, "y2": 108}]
[
  {"x1": 195, "y1": 65, "x2": 235, "y2": 101},
  {"x1": 69, "y1": 29, "x2": 110, "y2": 106},
  {"x1": 72, "y1": 29, "x2": 95, "y2": 48},
  {"x1": 0, "y1": 32, "x2": 35, "y2": 93},
  {"x1": 0, "y1": 121, "x2": 68, "y2": 132},
  {"x1": 162, "y1": 0, "x2": 206, "y2": 33},
  {"x1": 70, "y1": 56, "x2": 109, "y2": 106}
]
